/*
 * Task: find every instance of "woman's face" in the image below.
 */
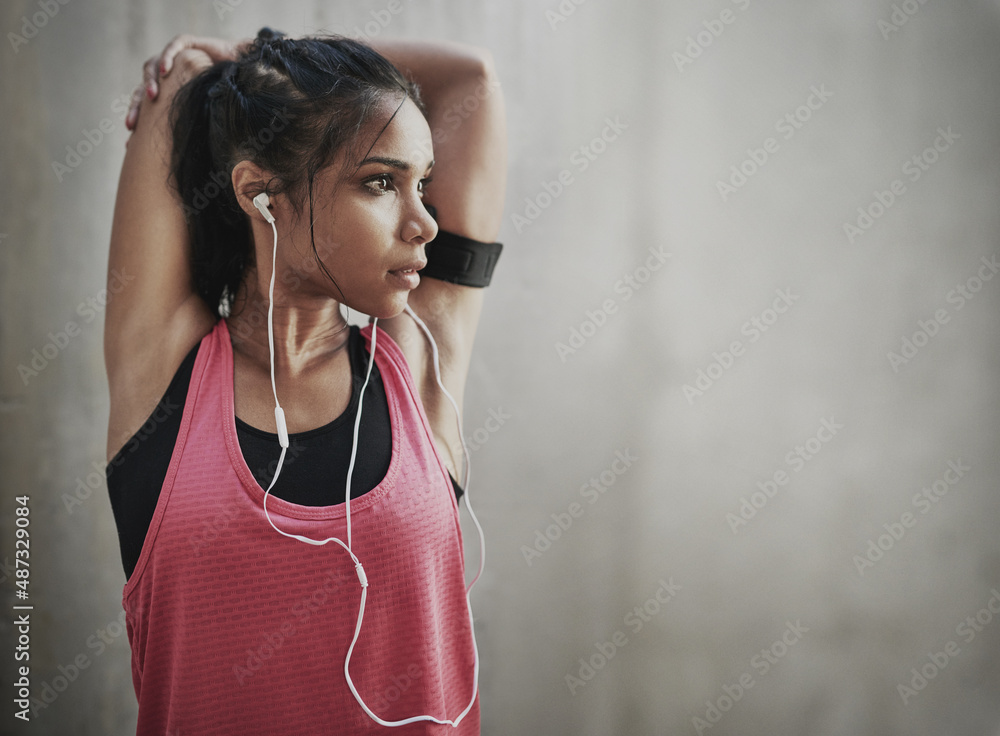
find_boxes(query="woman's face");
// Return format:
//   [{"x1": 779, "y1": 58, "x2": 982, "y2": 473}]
[{"x1": 280, "y1": 96, "x2": 438, "y2": 319}]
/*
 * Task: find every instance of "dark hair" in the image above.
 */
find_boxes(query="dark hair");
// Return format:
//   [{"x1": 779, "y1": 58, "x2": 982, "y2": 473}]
[{"x1": 170, "y1": 27, "x2": 423, "y2": 317}]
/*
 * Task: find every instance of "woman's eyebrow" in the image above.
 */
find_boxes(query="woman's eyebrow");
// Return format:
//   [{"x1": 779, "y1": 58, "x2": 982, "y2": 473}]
[{"x1": 357, "y1": 156, "x2": 435, "y2": 172}]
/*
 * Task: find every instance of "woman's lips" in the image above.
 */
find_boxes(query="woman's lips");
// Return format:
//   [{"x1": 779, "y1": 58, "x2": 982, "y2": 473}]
[{"x1": 388, "y1": 268, "x2": 421, "y2": 289}]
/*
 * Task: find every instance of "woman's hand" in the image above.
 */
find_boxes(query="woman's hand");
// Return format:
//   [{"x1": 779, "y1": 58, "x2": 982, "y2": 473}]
[{"x1": 125, "y1": 34, "x2": 250, "y2": 131}]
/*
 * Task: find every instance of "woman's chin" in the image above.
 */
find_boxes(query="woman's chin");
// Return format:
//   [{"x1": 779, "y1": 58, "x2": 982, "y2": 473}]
[{"x1": 359, "y1": 294, "x2": 410, "y2": 322}]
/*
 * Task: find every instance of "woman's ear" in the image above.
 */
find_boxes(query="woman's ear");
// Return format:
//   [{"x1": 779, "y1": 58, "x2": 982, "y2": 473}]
[{"x1": 231, "y1": 160, "x2": 273, "y2": 220}]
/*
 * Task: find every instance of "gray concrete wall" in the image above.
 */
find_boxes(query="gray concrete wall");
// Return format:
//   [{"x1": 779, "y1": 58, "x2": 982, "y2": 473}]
[{"x1": 2, "y1": 0, "x2": 999, "y2": 734}]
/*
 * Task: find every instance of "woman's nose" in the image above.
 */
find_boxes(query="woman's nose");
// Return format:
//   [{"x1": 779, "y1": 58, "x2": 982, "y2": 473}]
[{"x1": 402, "y1": 199, "x2": 439, "y2": 245}]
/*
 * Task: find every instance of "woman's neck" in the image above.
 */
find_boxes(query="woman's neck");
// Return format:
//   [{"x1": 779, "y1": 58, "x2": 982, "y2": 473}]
[{"x1": 227, "y1": 274, "x2": 351, "y2": 378}]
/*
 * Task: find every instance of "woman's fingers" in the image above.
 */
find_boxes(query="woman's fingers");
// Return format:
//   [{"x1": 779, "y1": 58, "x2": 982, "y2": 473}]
[
  {"x1": 124, "y1": 83, "x2": 144, "y2": 131},
  {"x1": 160, "y1": 34, "x2": 243, "y2": 77},
  {"x1": 125, "y1": 35, "x2": 248, "y2": 133},
  {"x1": 158, "y1": 34, "x2": 196, "y2": 77},
  {"x1": 125, "y1": 56, "x2": 160, "y2": 132},
  {"x1": 143, "y1": 56, "x2": 160, "y2": 99}
]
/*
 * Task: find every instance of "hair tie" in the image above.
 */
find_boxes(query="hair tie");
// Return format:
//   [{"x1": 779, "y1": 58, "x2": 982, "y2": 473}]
[{"x1": 208, "y1": 63, "x2": 241, "y2": 101}]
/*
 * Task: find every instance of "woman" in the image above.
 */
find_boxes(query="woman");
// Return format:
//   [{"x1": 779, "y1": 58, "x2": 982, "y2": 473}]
[{"x1": 105, "y1": 27, "x2": 506, "y2": 734}]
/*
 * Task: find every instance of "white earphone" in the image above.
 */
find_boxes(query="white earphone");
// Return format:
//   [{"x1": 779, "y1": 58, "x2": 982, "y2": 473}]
[
  {"x1": 252, "y1": 192, "x2": 275, "y2": 223},
  {"x1": 251, "y1": 192, "x2": 484, "y2": 728}
]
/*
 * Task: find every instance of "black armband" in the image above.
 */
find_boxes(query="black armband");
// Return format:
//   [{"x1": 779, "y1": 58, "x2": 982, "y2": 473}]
[{"x1": 420, "y1": 207, "x2": 502, "y2": 287}]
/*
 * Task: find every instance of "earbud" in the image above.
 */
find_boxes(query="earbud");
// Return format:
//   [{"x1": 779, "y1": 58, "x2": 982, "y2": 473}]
[{"x1": 253, "y1": 192, "x2": 275, "y2": 223}]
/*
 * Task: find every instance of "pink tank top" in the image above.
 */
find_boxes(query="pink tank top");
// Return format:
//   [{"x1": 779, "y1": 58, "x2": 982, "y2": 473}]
[{"x1": 123, "y1": 319, "x2": 479, "y2": 735}]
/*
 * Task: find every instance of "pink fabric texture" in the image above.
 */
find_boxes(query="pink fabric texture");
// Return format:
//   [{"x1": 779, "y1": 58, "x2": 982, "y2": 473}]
[{"x1": 123, "y1": 319, "x2": 479, "y2": 735}]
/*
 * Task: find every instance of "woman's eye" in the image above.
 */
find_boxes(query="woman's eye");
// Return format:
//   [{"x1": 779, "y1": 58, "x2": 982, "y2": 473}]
[
  {"x1": 366, "y1": 174, "x2": 432, "y2": 196},
  {"x1": 366, "y1": 175, "x2": 393, "y2": 194}
]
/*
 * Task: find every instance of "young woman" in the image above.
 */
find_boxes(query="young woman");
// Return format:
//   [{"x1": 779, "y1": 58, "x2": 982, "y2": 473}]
[{"x1": 105, "y1": 27, "x2": 506, "y2": 734}]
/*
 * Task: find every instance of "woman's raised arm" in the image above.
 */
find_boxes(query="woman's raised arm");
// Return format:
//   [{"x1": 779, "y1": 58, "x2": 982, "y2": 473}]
[
  {"x1": 369, "y1": 40, "x2": 508, "y2": 481},
  {"x1": 104, "y1": 44, "x2": 227, "y2": 461}
]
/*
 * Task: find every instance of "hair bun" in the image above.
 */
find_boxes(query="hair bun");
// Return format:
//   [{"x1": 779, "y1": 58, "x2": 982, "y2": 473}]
[
  {"x1": 252, "y1": 27, "x2": 292, "y2": 66},
  {"x1": 256, "y1": 26, "x2": 285, "y2": 43}
]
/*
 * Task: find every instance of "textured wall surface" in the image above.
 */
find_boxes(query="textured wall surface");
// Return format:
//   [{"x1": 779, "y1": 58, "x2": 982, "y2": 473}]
[{"x1": 2, "y1": 0, "x2": 999, "y2": 734}]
